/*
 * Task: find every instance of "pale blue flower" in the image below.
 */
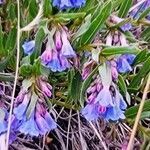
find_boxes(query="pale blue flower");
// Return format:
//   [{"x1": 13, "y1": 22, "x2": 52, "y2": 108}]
[
  {"x1": 22, "y1": 40, "x2": 35, "y2": 55},
  {"x1": 121, "y1": 23, "x2": 132, "y2": 32},
  {"x1": 52, "y1": 0, "x2": 85, "y2": 9},
  {"x1": 117, "y1": 54, "x2": 135, "y2": 73},
  {"x1": 13, "y1": 92, "x2": 30, "y2": 120},
  {"x1": 35, "y1": 109, "x2": 56, "y2": 135},
  {"x1": 18, "y1": 112, "x2": 40, "y2": 136}
]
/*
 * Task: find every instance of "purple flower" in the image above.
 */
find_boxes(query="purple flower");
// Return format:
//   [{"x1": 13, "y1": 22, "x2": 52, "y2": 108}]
[
  {"x1": 37, "y1": 77, "x2": 52, "y2": 97},
  {"x1": 61, "y1": 30, "x2": 76, "y2": 58},
  {"x1": 22, "y1": 40, "x2": 35, "y2": 55},
  {"x1": 81, "y1": 75, "x2": 127, "y2": 121},
  {"x1": 55, "y1": 31, "x2": 62, "y2": 50},
  {"x1": 104, "y1": 106, "x2": 125, "y2": 121},
  {"x1": 82, "y1": 60, "x2": 95, "y2": 80},
  {"x1": 41, "y1": 29, "x2": 76, "y2": 72},
  {"x1": 35, "y1": 104, "x2": 56, "y2": 135},
  {"x1": 71, "y1": 0, "x2": 86, "y2": 7},
  {"x1": 121, "y1": 23, "x2": 132, "y2": 32},
  {"x1": 52, "y1": 0, "x2": 85, "y2": 9},
  {"x1": 116, "y1": 54, "x2": 135, "y2": 73},
  {"x1": 81, "y1": 103, "x2": 100, "y2": 121},
  {"x1": 13, "y1": 92, "x2": 31, "y2": 120},
  {"x1": 110, "y1": 61, "x2": 118, "y2": 80},
  {"x1": 18, "y1": 103, "x2": 56, "y2": 136},
  {"x1": 95, "y1": 86, "x2": 114, "y2": 107},
  {"x1": 18, "y1": 112, "x2": 40, "y2": 136}
]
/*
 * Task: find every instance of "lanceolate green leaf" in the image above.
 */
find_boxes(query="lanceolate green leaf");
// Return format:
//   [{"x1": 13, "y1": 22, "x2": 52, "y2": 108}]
[
  {"x1": 133, "y1": 49, "x2": 149, "y2": 66},
  {"x1": 101, "y1": 46, "x2": 139, "y2": 56},
  {"x1": 0, "y1": 53, "x2": 13, "y2": 72},
  {"x1": 129, "y1": 56, "x2": 150, "y2": 89},
  {"x1": 79, "y1": 1, "x2": 112, "y2": 46},
  {"x1": 141, "y1": 27, "x2": 150, "y2": 42},
  {"x1": 0, "y1": 74, "x2": 15, "y2": 82},
  {"x1": 118, "y1": 75, "x2": 131, "y2": 104},
  {"x1": 80, "y1": 66, "x2": 99, "y2": 107},
  {"x1": 118, "y1": 75, "x2": 127, "y2": 94},
  {"x1": 70, "y1": 71, "x2": 82, "y2": 103},
  {"x1": 31, "y1": 27, "x2": 45, "y2": 63},
  {"x1": 5, "y1": 27, "x2": 17, "y2": 53},
  {"x1": 73, "y1": 14, "x2": 91, "y2": 40},
  {"x1": 28, "y1": 0, "x2": 38, "y2": 18},
  {"x1": 118, "y1": 0, "x2": 132, "y2": 18},
  {"x1": 125, "y1": 100, "x2": 150, "y2": 119},
  {"x1": 43, "y1": 0, "x2": 52, "y2": 17}
]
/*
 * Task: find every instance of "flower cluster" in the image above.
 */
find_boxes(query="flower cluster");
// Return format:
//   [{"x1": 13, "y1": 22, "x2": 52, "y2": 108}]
[
  {"x1": 0, "y1": 77, "x2": 56, "y2": 145},
  {"x1": 106, "y1": 31, "x2": 135, "y2": 73},
  {"x1": 81, "y1": 63, "x2": 127, "y2": 121},
  {"x1": 10, "y1": 76, "x2": 56, "y2": 137},
  {"x1": 41, "y1": 28, "x2": 76, "y2": 72}
]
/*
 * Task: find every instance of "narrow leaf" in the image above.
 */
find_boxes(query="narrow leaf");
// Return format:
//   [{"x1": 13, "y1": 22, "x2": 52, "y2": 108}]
[
  {"x1": 118, "y1": 0, "x2": 132, "y2": 18},
  {"x1": 125, "y1": 100, "x2": 150, "y2": 119},
  {"x1": 79, "y1": 1, "x2": 112, "y2": 45},
  {"x1": 129, "y1": 56, "x2": 150, "y2": 89},
  {"x1": 101, "y1": 46, "x2": 139, "y2": 56},
  {"x1": 31, "y1": 27, "x2": 45, "y2": 63},
  {"x1": 70, "y1": 71, "x2": 82, "y2": 103}
]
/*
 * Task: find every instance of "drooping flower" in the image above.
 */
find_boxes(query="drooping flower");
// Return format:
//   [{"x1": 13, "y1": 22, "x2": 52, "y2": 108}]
[
  {"x1": 82, "y1": 80, "x2": 127, "y2": 121},
  {"x1": 22, "y1": 40, "x2": 35, "y2": 55},
  {"x1": 52, "y1": 0, "x2": 85, "y2": 9},
  {"x1": 18, "y1": 111, "x2": 40, "y2": 136},
  {"x1": 36, "y1": 76, "x2": 53, "y2": 97},
  {"x1": 121, "y1": 23, "x2": 132, "y2": 32},
  {"x1": 35, "y1": 103, "x2": 57, "y2": 135},
  {"x1": 81, "y1": 61, "x2": 127, "y2": 122},
  {"x1": 13, "y1": 91, "x2": 31, "y2": 120},
  {"x1": 106, "y1": 31, "x2": 136, "y2": 73},
  {"x1": 12, "y1": 77, "x2": 56, "y2": 137},
  {"x1": 82, "y1": 60, "x2": 96, "y2": 80},
  {"x1": 61, "y1": 30, "x2": 76, "y2": 58},
  {"x1": 41, "y1": 28, "x2": 76, "y2": 72},
  {"x1": 116, "y1": 54, "x2": 135, "y2": 73},
  {"x1": 110, "y1": 60, "x2": 118, "y2": 80},
  {"x1": 18, "y1": 102, "x2": 56, "y2": 136}
]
